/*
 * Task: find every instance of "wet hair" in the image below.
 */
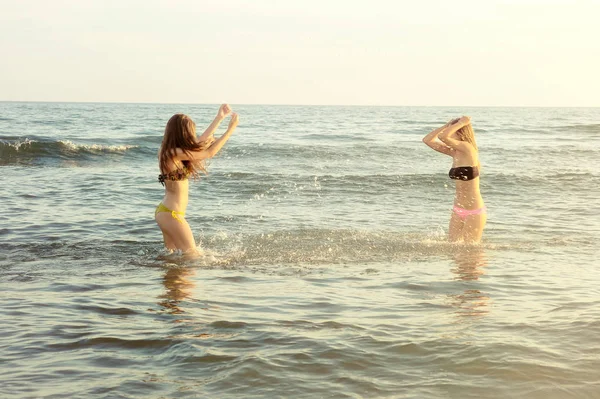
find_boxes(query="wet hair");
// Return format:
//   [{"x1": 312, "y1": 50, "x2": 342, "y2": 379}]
[
  {"x1": 456, "y1": 123, "x2": 478, "y2": 152},
  {"x1": 159, "y1": 114, "x2": 214, "y2": 177}
]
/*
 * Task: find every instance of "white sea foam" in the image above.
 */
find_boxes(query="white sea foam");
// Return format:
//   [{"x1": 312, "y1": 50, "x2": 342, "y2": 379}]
[
  {"x1": 2, "y1": 138, "x2": 36, "y2": 151},
  {"x1": 58, "y1": 140, "x2": 138, "y2": 152}
]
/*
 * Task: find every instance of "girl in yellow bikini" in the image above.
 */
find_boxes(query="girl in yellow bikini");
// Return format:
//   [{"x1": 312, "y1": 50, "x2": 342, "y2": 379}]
[{"x1": 155, "y1": 104, "x2": 239, "y2": 253}]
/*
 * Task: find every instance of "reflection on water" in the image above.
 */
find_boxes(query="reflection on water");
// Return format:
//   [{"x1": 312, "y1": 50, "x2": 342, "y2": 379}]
[
  {"x1": 451, "y1": 246, "x2": 488, "y2": 281},
  {"x1": 156, "y1": 266, "x2": 223, "y2": 339},
  {"x1": 157, "y1": 266, "x2": 196, "y2": 316},
  {"x1": 448, "y1": 246, "x2": 490, "y2": 318}
]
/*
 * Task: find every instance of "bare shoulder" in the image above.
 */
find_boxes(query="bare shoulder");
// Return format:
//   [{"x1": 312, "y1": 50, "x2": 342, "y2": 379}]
[
  {"x1": 171, "y1": 147, "x2": 193, "y2": 161},
  {"x1": 173, "y1": 146, "x2": 211, "y2": 162}
]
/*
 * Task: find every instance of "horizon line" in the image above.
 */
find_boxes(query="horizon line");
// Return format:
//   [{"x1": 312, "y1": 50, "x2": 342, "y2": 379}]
[{"x1": 0, "y1": 100, "x2": 598, "y2": 108}]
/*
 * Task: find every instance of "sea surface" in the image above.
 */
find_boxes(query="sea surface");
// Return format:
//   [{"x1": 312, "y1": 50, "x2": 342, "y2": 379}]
[{"x1": 1, "y1": 102, "x2": 599, "y2": 399}]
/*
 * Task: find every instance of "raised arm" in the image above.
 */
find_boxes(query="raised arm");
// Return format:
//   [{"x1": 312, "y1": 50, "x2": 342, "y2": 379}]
[
  {"x1": 422, "y1": 119, "x2": 457, "y2": 156},
  {"x1": 438, "y1": 116, "x2": 470, "y2": 152},
  {"x1": 197, "y1": 104, "x2": 232, "y2": 142},
  {"x1": 177, "y1": 113, "x2": 239, "y2": 162}
]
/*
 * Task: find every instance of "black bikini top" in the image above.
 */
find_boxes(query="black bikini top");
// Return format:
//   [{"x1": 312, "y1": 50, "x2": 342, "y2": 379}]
[
  {"x1": 158, "y1": 167, "x2": 190, "y2": 186},
  {"x1": 449, "y1": 166, "x2": 479, "y2": 181}
]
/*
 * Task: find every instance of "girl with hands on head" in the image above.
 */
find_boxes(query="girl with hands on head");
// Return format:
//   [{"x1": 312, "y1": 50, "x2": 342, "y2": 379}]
[
  {"x1": 422, "y1": 116, "x2": 486, "y2": 243},
  {"x1": 155, "y1": 104, "x2": 239, "y2": 254}
]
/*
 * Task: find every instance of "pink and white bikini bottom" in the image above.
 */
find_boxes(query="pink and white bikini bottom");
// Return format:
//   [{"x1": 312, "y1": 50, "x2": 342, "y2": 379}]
[{"x1": 452, "y1": 205, "x2": 487, "y2": 220}]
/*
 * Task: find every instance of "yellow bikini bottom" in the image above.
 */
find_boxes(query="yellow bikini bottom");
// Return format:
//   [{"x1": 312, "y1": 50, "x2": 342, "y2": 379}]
[{"x1": 155, "y1": 202, "x2": 185, "y2": 224}]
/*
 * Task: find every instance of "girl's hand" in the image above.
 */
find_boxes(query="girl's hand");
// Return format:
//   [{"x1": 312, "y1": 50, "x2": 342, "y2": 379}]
[
  {"x1": 447, "y1": 118, "x2": 461, "y2": 127},
  {"x1": 228, "y1": 113, "x2": 239, "y2": 129},
  {"x1": 457, "y1": 115, "x2": 471, "y2": 126},
  {"x1": 217, "y1": 104, "x2": 232, "y2": 119}
]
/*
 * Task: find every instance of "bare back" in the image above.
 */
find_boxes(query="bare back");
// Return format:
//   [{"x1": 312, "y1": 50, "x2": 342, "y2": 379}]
[
  {"x1": 159, "y1": 151, "x2": 190, "y2": 212},
  {"x1": 452, "y1": 144, "x2": 484, "y2": 210}
]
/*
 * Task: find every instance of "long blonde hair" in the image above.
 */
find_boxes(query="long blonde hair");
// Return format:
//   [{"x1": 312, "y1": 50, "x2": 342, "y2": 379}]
[
  {"x1": 457, "y1": 123, "x2": 480, "y2": 168},
  {"x1": 456, "y1": 123, "x2": 478, "y2": 152}
]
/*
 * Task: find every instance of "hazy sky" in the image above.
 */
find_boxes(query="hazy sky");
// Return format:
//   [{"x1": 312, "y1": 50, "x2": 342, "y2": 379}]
[{"x1": 1, "y1": 0, "x2": 598, "y2": 106}]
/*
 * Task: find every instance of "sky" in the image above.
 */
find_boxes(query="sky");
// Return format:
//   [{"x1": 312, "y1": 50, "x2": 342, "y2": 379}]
[{"x1": 0, "y1": 0, "x2": 599, "y2": 106}]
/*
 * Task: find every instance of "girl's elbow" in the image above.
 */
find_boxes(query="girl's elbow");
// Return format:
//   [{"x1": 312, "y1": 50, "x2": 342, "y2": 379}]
[{"x1": 423, "y1": 138, "x2": 438, "y2": 148}]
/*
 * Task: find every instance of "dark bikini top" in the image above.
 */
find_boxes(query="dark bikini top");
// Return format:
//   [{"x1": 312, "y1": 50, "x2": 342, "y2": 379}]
[
  {"x1": 158, "y1": 167, "x2": 190, "y2": 186},
  {"x1": 449, "y1": 166, "x2": 479, "y2": 181}
]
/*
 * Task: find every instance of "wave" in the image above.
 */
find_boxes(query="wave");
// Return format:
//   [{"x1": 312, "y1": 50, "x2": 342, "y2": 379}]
[
  {"x1": 0, "y1": 137, "x2": 146, "y2": 165},
  {"x1": 0, "y1": 135, "x2": 426, "y2": 166},
  {"x1": 555, "y1": 123, "x2": 600, "y2": 134},
  {"x1": 484, "y1": 144, "x2": 599, "y2": 156},
  {"x1": 482, "y1": 172, "x2": 600, "y2": 189}
]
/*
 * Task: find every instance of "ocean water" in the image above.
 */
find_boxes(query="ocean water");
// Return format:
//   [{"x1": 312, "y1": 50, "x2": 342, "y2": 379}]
[{"x1": 1, "y1": 102, "x2": 599, "y2": 398}]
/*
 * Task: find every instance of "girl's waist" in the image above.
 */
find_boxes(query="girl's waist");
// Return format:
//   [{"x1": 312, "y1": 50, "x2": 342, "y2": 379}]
[
  {"x1": 160, "y1": 195, "x2": 188, "y2": 212},
  {"x1": 453, "y1": 196, "x2": 485, "y2": 210}
]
